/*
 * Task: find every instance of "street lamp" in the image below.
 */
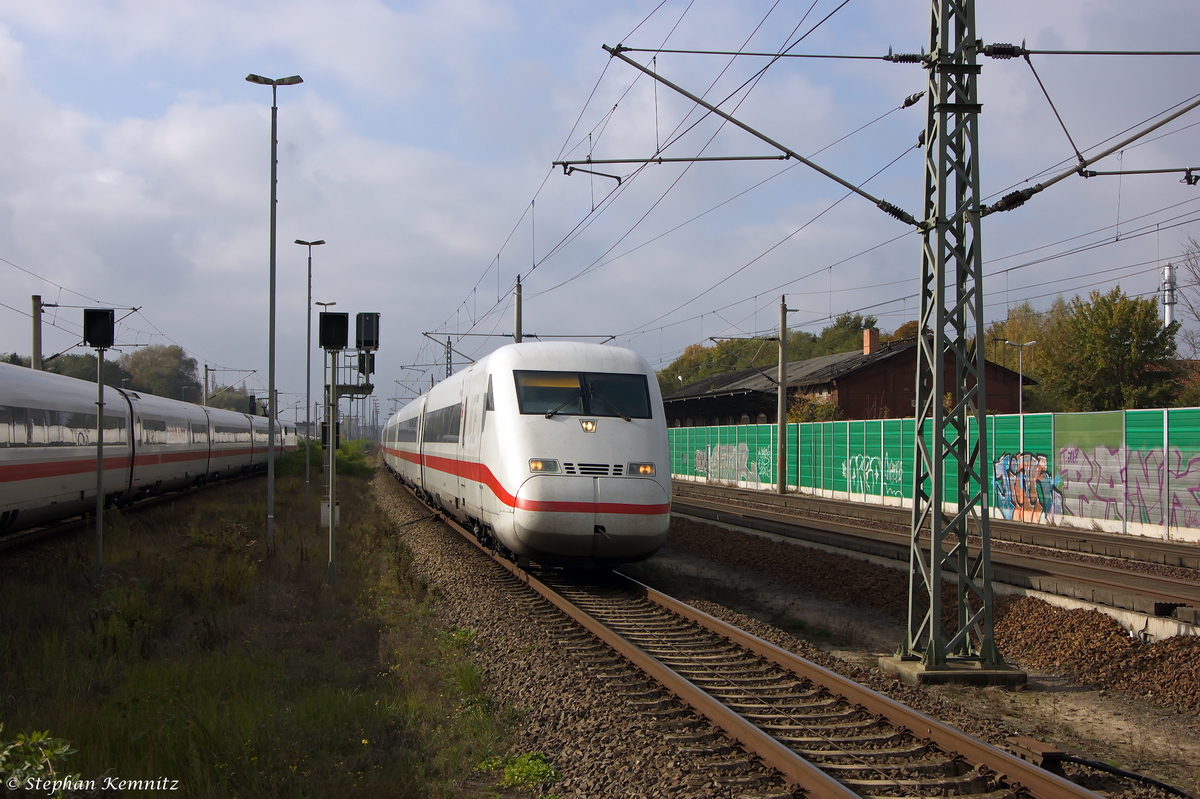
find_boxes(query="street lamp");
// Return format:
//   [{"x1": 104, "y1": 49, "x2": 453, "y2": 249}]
[
  {"x1": 296, "y1": 239, "x2": 325, "y2": 504},
  {"x1": 1005, "y1": 340, "x2": 1036, "y2": 416},
  {"x1": 246, "y1": 72, "x2": 303, "y2": 550}
]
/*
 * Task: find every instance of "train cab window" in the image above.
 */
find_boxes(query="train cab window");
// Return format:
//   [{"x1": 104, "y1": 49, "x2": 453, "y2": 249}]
[
  {"x1": 514, "y1": 372, "x2": 584, "y2": 416},
  {"x1": 584, "y1": 373, "x2": 652, "y2": 419},
  {"x1": 485, "y1": 376, "x2": 494, "y2": 411},
  {"x1": 514, "y1": 371, "x2": 652, "y2": 419}
]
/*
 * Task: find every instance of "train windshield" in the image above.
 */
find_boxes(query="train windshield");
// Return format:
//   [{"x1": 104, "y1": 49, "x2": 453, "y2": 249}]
[{"x1": 514, "y1": 371, "x2": 652, "y2": 419}]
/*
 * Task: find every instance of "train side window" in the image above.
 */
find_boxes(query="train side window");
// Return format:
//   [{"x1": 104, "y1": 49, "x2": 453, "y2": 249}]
[
  {"x1": 0, "y1": 406, "x2": 12, "y2": 447},
  {"x1": 104, "y1": 415, "x2": 128, "y2": 446},
  {"x1": 421, "y1": 404, "x2": 461, "y2": 444},
  {"x1": 29, "y1": 409, "x2": 49, "y2": 446},
  {"x1": 65, "y1": 411, "x2": 97, "y2": 446},
  {"x1": 8, "y1": 408, "x2": 29, "y2": 447},
  {"x1": 142, "y1": 418, "x2": 168, "y2": 445},
  {"x1": 486, "y1": 376, "x2": 494, "y2": 411}
]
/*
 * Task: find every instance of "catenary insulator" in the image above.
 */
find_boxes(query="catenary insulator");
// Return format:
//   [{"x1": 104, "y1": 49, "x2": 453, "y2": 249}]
[
  {"x1": 992, "y1": 187, "x2": 1039, "y2": 212},
  {"x1": 877, "y1": 200, "x2": 917, "y2": 226},
  {"x1": 902, "y1": 91, "x2": 925, "y2": 109},
  {"x1": 983, "y1": 43, "x2": 1025, "y2": 59},
  {"x1": 886, "y1": 51, "x2": 924, "y2": 63}
]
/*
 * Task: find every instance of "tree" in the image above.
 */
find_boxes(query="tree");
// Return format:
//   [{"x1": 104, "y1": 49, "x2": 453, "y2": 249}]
[
  {"x1": 119, "y1": 345, "x2": 202, "y2": 401},
  {"x1": 1172, "y1": 235, "x2": 1200, "y2": 355},
  {"x1": 45, "y1": 353, "x2": 133, "y2": 388},
  {"x1": 1170, "y1": 235, "x2": 1200, "y2": 404},
  {"x1": 206, "y1": 384, "x2": 258, "y2": 414},
  {"x1": 884, "y1": 320, "x2": 921, "y2": 342},
  {"x1": 1038, "y1": 287, "x2": 1181, "y2": 411},
  {"x1": 814, "y1": 313, "x2": 877, "y2": 354},
  {"x1": 657, "y1": 313, "x2": 879, "y2": 392},
  {"x1": 786, "y1": 393, "x2": 842, "y2": 422}
]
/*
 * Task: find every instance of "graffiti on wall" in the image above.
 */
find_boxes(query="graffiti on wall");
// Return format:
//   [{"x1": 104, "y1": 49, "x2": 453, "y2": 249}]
[
  {"x1": 999, "y1": 446, "x2": 1200, "y2": 530},
  {"x1": 1057, "y1": 445, "x2": 1122, "y2": 521},
  {"x1": 842, "y1": 454, "x2": 880, "y2": 495},
  {"x1": 993, "y1": 452, "x2": 1065, "y2": 523},
  {"x1": 839, "y1": 454, "x2": 904, "y2": 496},
  {"x1": 756, "y1": 446, "x2": 775, "y2": 484},
  {"x1": 694, "y1": 444, "x2": 754, "y2": 484},
  {"x1": 884, "y1": 456, "x2": 904, "y2": 496},
  {"x1": 1075, "y1": 446, "x2": 1200, "y2": 530}
]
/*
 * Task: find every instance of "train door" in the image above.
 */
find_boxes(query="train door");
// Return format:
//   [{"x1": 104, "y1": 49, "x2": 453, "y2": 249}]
[{"x1": 457, "y1": 384, "x2": 469, "y2": 512}]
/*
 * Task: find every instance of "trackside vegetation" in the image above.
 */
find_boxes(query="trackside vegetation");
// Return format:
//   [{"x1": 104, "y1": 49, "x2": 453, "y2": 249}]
[{"x1": 0, "y1": 442, "x2": 530, "y2": 797}]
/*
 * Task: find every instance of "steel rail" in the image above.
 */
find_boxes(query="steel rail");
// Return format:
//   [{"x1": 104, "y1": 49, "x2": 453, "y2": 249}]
[
  {"x1": 674, "y1": 481, "x2": 1200, "y2": 569},
  {"x1": 633, "y1": 578, "x2": 1101, "y2": 799},
  {"x1": 444, "y1": 514, "x2": 855, "y2": 795},
  {"x1": 673, "y1": 486, "x2": 1200, "y2": 595},
  {"x1": 400, "y1": 481, "x2": 1102, "y2": 797}
]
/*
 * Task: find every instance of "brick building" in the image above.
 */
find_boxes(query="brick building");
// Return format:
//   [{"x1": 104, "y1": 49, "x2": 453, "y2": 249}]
[{"x1": 661, "y1": 330, "x2": 1028, "y2": 426}]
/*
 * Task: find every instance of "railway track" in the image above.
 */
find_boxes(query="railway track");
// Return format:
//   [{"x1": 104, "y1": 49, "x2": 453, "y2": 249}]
[
  {"x1": 673, "y1": 481, "x2": 1200, "y2": 569},
  {"x1": 415, "y1": 486, "x2": 1103, "y2": 798},
  {"x1": 672, "y1": 482, "x2": 1200, "y2": 619}
]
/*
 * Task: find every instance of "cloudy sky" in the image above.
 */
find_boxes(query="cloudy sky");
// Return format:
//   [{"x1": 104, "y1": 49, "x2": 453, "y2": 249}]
[{"x1": 2, "y1": 0, "x2": 1197, "y2": 421}]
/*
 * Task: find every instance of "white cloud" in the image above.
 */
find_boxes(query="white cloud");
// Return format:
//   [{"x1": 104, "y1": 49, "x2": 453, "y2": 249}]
[{"x1": 0, "y1": 0, "x2": 1196, "y2": 408}]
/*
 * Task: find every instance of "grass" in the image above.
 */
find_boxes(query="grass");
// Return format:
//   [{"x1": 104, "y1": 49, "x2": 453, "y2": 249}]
[{"x1": 0, "y1": 442, "x2": 509, "y2": 798}]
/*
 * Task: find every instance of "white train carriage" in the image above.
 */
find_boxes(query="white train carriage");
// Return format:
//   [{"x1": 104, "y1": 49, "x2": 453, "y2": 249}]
[
  {"x1": 124, "y1": 391, "x2": 216, "y2": 496},
  {"x1": 0, "y1": 361, "x2": 297, "y2": 534},
  {"x1": 384, "y1": 342, "x2": 671, "y2": 565},
  {"x1": 0, "y1": 362, "x2": 134, "y2": 532}
]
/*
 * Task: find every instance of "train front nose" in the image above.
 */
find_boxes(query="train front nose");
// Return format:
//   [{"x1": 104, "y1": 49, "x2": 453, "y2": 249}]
[{"x1": 512, "y1": 475, "x2": 670, "y2": 563}]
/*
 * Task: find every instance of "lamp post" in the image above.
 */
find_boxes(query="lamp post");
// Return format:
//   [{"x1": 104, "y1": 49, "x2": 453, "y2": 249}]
[
  {"x1": 295, "y1": 239, "x2": 325, "y2": 504},
  {"x1": 246, "y1": 72, "x2": 303, "y2": 550},
  {"x1": 1004, "y1": 340, "x2": 1036, "y2": 416}
]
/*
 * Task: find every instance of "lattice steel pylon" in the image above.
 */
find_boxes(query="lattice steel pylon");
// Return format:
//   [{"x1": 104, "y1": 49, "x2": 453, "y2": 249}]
[{"x1": 902, "y1": 0, "x2": 1003, "y2": 668}]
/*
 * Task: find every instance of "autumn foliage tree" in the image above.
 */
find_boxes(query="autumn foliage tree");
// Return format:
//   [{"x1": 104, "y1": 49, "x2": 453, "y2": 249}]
[
  {"x1": 1037, "y1": 287, "x2": 1181, "y2": 411},
  {"x1": 119, "y1": 344, "x2": 203, "y2": 402},
  {"x1": 657, "y1": 313, "x2": 879, "y2": 393}
]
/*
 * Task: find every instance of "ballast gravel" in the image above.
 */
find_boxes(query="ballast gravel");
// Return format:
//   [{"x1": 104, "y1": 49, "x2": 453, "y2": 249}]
[
  {"x1": 374, "y1": 476, "x2": 793, "y2": 798},
  {"x1": 375, "y1": 474, "x2": 1200, "y2": 798}
]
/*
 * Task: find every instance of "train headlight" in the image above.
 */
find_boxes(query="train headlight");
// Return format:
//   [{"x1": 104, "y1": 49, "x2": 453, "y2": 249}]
[
  {"x1": 580, "y1": 419, "x2": 597, "y2": 433},
  {"x1": 529, "y1": 459, "x2": 561, "y2": 473},
  {"x1": 628, "y1": 462, "x2": 655, "y2": 476}
]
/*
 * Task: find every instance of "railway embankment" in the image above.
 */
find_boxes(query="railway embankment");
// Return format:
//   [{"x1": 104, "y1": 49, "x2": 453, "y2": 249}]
[{"x1": 0, "y1": 448, "x2": 511, "y2": 797}]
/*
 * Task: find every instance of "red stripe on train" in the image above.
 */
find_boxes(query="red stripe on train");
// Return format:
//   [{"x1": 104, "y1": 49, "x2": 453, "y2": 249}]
[{"x1": 384, "y1": 447, "x2": 670, "y2": 516}]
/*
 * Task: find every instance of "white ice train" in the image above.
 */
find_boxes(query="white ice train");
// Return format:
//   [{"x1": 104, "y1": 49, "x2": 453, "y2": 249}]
[
  {"x1": 382, "y1": 342, "x2": 671, "y2": 565},
  {"x1": 0, "y1": 361, "x2": 296, "y2": 534}
]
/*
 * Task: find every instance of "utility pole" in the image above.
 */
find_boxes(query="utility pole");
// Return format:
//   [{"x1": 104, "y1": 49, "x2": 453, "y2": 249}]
[
  {"x1": 31, "y1": 296, "x2": 56, "y2": 371},
  {"x1": 777, "y1": 296, "x2": 788, "y2": 495},
  {"x1": 514, "y1": 274, "x2": 523, "y2": 344},
  {"x1": 893, "y1": 0, "x2": 1010, "y2": 680},
  {"x1": 32, "y1": 296, "x2": 43, "y2": 371}
]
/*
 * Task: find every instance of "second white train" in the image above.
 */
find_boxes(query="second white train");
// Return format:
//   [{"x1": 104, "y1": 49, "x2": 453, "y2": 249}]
[{"x1": 382, "y1": 342, "x2": 671, "y2": 565}]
